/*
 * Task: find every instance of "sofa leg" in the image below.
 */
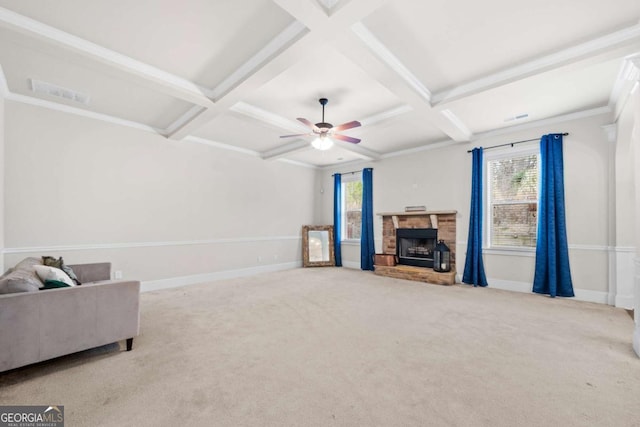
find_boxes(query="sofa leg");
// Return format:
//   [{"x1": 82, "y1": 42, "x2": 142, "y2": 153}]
[{"x1": 126, "y1": 338, "x2": 133, "y2": 351}]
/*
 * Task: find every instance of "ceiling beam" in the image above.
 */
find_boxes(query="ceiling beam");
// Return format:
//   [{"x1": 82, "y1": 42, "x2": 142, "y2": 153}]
[
  {"x1": 230, "y1": 101, "x2": 308, "y2": 133},
  {"x1": 333, "y1": 24, "x2": 474, "y2": 142},
  {"x1": 351, "y1": 22, "x2": 432, "y2": 104},
  {"x1": 209, "y1": 20, "x2": 308, "y2": 102},
  {"x1": 166, "y1": 107, "x2": 223, "y2": 140},
  {"x1": 166, "y1": 22, "x2": 314, "y2": 139},
  {"x1": 0, "y1": 7, "x2": 215, "y2": 108},
  {"x1": 431, "y1": 23, "x2": 640, "y2": 106},
  {"x1": 267, "y1": 1, "x2": 475, "y2": 144}
]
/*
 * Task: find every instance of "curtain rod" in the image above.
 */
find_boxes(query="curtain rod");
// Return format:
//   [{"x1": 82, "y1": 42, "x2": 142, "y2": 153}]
[
  {"x1": 467, "y1": 133, "x2": 569, "y2": 153},
  {"x1": 331, "y1": 168, "x2": 371, "y2": 177}
]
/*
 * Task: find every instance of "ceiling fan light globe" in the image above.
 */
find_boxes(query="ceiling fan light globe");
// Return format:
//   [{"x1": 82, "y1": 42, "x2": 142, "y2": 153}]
[{"x1": 311, "y1": 137, "x2": 333, "y2": 151}]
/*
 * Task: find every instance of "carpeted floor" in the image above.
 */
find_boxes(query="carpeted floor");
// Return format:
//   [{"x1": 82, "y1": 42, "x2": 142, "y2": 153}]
[{"x1": 1, "y1": 268, "x2": 639, "y2": 426}]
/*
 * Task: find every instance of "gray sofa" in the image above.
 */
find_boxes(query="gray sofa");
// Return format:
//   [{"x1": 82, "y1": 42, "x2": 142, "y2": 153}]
[{"x1": 0, "y1": 261, "x2": 140, "y2": 372}]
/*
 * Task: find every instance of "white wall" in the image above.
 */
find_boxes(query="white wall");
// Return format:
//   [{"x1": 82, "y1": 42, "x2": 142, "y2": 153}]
[
  {"x1": 614, "y1": 93, "x2": 638, "y2": 308},
  {"x1": 0, "y1": 94, "x2": 4, "y2": 274},
  {"x1": 3, "y1": 101, "x2": 316, "y2": 288},
  {"x1": 318, "y1": 113, "x2": 614, "y2": 304}
]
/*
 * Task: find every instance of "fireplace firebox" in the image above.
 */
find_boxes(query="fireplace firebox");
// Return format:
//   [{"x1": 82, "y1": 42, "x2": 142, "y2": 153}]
[{"x1": 396, "y1": 228, "x2": 438, "y2": 268}]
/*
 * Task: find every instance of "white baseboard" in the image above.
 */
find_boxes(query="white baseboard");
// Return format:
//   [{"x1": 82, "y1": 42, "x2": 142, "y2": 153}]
[
  {"x1": 486, "y1": 279, "x2": 532, "y2": 293},
  {"x1": 615, "y1": 294, "x2": 635, "y2": 310},
  {"x1": 342, "y1": 261, "x2": 361, "y2": 270},
  {"x1": 486, "y1": 278, "x2": 609, "y2": 304},
  {"x1": 573, "y1": 289, "x2": 610, "y2": 305},
  {"x1": 146, "y1": 262, "x2": 611, "y2": 306},
  {"x1": 141, "y1": 261, "x2": 301, "y2": 292}
]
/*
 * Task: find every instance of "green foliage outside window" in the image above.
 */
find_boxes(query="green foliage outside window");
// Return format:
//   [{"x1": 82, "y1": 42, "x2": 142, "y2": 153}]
[{"x1": 344, "y1": 180, "x2": 362, "y2": 240}]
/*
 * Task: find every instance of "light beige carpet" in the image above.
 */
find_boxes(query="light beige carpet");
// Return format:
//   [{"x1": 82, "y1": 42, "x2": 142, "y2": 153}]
[{"x1": 1, "y1": 268, "x2": 639, "y2": 426}]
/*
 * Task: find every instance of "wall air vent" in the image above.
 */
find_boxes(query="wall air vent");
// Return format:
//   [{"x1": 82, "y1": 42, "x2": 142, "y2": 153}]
[{"x1": 29, "y1": 79, "x2": 90, "y2": 105}]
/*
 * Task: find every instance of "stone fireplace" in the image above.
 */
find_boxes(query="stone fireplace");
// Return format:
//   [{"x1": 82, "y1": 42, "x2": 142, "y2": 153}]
[{"x1": 375, "y1": 210, "x2": 457, "y2": 285}]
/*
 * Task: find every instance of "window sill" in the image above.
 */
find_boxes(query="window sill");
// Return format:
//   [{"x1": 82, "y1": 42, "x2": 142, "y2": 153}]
[{"x1": 483, "y1": 247, "x2": 535, "y2": 257}]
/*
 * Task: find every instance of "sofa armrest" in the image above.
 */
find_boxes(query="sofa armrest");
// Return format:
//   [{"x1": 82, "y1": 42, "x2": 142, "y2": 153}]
[{"x1": 69, "y1": 262, "x2": 111, "y2": 283}]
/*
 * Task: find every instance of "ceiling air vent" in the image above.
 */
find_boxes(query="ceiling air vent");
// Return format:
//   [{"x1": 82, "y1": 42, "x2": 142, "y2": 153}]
[
  {"x1": 30, "y1": 79, "x2": 90, "y2": 105},
  {"x1": 504, "y1": 113, "x2": 529, "y2": 122}
]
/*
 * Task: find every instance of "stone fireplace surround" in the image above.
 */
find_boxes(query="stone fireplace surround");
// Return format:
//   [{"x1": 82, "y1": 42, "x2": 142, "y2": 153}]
[{"x1": 375, "y1": 211, "x2": 457, "y2": 285}]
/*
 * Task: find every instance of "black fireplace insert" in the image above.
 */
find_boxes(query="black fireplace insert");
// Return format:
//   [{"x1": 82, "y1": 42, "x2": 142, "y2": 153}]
[{"x1": 396, "y1": 228, "x2": 438, "y2": 268}]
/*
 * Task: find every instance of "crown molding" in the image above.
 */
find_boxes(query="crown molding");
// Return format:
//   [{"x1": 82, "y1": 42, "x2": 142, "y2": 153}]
[
  {"x1": 277, "y1": 158, "x2": 318, "y2": 169},
  {"x1": 0, "y1": 6, "x2": 213, "y2": 108},
  {"x1": 377, "y1": 105, "x2": 613, "y2": 161},
  {"x1": 351, "y1": 22, "x2": 432, "y2": 104},
  {"x1": 332, "y1": 139, "x2": 381, "y2": 161},
  {"x1": 4, "y1": 87, "x2": 615, "y2": 170},
  {"x1": 261, "y1": 139, "x2": 311, "y2": 160},
  {"x1": 0, "y1": 63, "x2": 8, "y2": 98},
  {"x1": 432, "y1": 23, "x2": 640, "y2": 106},
  {"x1": 320, "y1": 158, "x2": 369, "y2": 171},
  {"x1": 4, "y1": 86, "x2": 317, "y2": 170},
  {"x1": 380, "y1": 138, "x2": 463, "y2": 160},
  {"x1": 164, "y1": 106, "x2": 206, "y2": 136},
  {"x1": 7, "y1": 92, "x2": 165, "y2": 134},
  {"x1": 471, "y1": 106, "x2": 612, "y2": 142},
  {"x1": 601, "y1": 123, "x2": 618, "y2": 143},
  {"x1": 182, "y1": 135, "x2": 261, "y2": 157},
  {"x1": 184, "y1": 135, "x2": 316, "y2": 168},
  {"x1": 610, "y1": 53, "x2": 640, "y2": 120}
]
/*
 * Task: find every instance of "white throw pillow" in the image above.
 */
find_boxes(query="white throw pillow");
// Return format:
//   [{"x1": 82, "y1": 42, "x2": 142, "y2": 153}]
[{"x1": 33, "y1": 265, "x2": 76, "y2": 287}]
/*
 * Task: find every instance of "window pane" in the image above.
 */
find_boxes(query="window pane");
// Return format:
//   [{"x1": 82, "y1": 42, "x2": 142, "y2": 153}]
[
  {"x1": 344, "y1": 180, "x2": 362, "y2": 240},
  {"x1": 491, "y1": 203, "x2": 537, "y2": 247},
  {"x1": 489, "y1": 153, "x2": 538, "y2": 247},
  {"x1": 489, "y1": 155, "x2": 537, "y2": 202}
]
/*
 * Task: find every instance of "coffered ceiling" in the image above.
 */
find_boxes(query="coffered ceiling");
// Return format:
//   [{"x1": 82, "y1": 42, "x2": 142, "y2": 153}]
[{"x1": 1, "y1": 0, "x2": 639, "y2": 167}]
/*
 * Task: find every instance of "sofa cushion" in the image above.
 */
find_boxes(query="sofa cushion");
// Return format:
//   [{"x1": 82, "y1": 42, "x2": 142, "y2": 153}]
[
  {"x1": 34, "y1": 265, "x2": 76, "y2": 287},
  {"x1": 0, "y1": 257, "x2": 43, "y2": 294},
  {"x1": 41, "y1": 280, "x2": 72, "y2": 289},
  {"x1": 43, "y1": 256, "x2": 81, "y2": 285},
  {"x1": 42, "y1": 256, "x2": 63, "y2": 269},
  {"x1": 0, "y1": 268, "x2": 42, "y2": 293},
  {"x1": 15, "y1": 257, "x2": 43, "y2": 270}
]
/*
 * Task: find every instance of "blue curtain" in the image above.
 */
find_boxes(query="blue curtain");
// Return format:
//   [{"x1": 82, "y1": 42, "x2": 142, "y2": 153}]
[
  {"x1": 333, "y1": 173, "x2": 342, "y2": 267},
  {"x1": 360, "y1": 168, "x2": 375, "y2": 270},
  {"x1": 463, "y1": 148, "x2": 488, "y2": 287},
  {"x1": 533, "y1": 134, "x2": 574, "y2": 297}
]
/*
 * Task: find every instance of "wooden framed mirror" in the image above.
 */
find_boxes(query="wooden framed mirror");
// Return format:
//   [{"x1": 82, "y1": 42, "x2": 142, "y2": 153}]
[{"x1": 302, "y1": 225, "x2": 336, "y2": 267}]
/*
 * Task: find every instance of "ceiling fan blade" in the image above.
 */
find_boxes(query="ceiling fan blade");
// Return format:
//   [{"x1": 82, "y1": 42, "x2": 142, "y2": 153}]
[
  {"x1": 280, "y1": 133, "x2": 311, "y2": 138},
  {"x1": 297, "y1": 118, "x2": 320, "y2": 132},
  {"x1": 332, "y1": 134, "x2": 361, "y2": 144},
  {"x1": 332, "y1": 120, "x2": 361, "y2": 132}
]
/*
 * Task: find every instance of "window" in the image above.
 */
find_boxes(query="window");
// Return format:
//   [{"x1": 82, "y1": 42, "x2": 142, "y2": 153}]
[
  {"x1": 487, "y1": 148, "x2": 539, "y2": 248},
  {"x1": 342, "y1": 176, "x2": 362, "y2": 241}
]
